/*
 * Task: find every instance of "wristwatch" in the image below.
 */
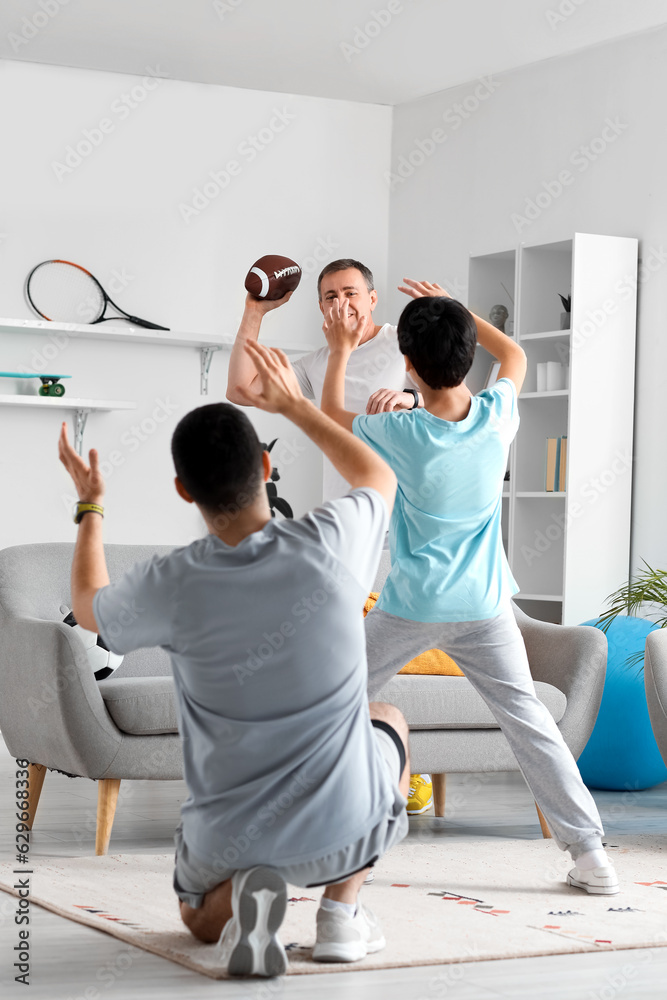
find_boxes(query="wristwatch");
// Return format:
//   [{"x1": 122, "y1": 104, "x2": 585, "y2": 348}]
[
  {"x1": 403, "y1": 388, "x2": 420, "y2": 410},
  {"x1": 74, "y1": 502, "x2": 104, "y2": 524}
]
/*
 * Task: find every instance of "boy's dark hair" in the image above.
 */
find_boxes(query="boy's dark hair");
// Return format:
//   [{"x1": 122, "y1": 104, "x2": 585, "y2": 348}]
[
  {"x1": 317, "y1": 259, "x2": 374, "y2": 300},
  {"x1": 171, "y1": 404, "x2": 264, "y2": 513},
  {"x1": 397, "y1": 297, "x2": 477, "y2": 389}
]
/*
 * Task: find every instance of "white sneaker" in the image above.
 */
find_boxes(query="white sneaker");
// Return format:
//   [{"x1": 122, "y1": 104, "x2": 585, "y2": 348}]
[
  {"x1": 567, "y1": 865, "x2": 620, "y2": 895},
  {"x1": 312, "y1": 903, "x2": 386, "y2": 963},
  {"x1": 217, "y1": 866, "x2": 287, "y2": 977},
  {"x1": 363, "y1": 870, "x2": 375, "y2": 885}
]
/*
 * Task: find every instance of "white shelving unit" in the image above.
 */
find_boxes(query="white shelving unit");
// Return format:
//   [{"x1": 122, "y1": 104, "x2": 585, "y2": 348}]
[
  {"x1": 0, "y1": 394, "x2": 136, "y2": 454},
  {"x1": 467, "y1": 248, "x2": 518, "y2": 561},
  {"x1": 469, "y1": 233, "x2": 638, "y2": 625},
  {"x1": 0, "y1": 318, "x2": 309, "y2": 395}
]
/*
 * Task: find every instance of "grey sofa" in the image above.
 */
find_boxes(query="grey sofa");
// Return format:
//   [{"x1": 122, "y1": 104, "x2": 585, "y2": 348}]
[
  {"x1": 0, "y1": 543, "x2": 607, "y2": 854},
  {"x1": 644, "y1": 629, "x2": 667, "y2": 766}
]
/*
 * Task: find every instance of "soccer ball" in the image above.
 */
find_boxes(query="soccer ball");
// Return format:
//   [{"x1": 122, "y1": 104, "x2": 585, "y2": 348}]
[{"x1": 63, "y1": 611, "x2": 124, "y2": 680}]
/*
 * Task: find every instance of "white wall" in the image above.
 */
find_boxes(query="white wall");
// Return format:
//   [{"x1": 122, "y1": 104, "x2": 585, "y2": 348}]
[
  {"x1": 0, "y1": 60, "x2": 392, "y2": 548},
  {"x1": 387, "y1": 25, "x2": 667, "y2": 578}
]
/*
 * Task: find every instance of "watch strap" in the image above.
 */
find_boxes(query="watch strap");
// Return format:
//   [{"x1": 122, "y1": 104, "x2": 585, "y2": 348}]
[{"x1": 403, "y1": 388, "x2": 419, "y2": 409}]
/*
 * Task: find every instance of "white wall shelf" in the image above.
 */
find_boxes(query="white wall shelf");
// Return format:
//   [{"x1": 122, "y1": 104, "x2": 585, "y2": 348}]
[
  {"x1": 469, "y1": 233, "x2": 638, "y2": 625},
  {"x1": 0, "y1": 393, "x2": 136, "y2": 455},
  {"x1": 0, "y1": 317, "x2": 309, "y2": 395},
  {"x1": 516, "y1": 593, "x2": 564, "y2": 602},
  {"x1": 516, "y1": 491, "x2": 566, "y2": 498},
  {"x1": 520, "y1": 330, "x2": 571, "y2": 342},
  {"x1": 519, "y1": 390, "x2": 569, "y2": 399}
]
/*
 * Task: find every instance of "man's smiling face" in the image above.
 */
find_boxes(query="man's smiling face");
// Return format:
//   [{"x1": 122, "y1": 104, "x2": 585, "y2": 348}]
[{"x1": 319, "y1": 268, "x2": 378, "y2": 342}]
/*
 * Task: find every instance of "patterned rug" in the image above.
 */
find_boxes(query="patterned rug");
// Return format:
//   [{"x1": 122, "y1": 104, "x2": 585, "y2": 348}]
[{"x1": 1, "y1": 836, "x2": 667, "y2": 978}]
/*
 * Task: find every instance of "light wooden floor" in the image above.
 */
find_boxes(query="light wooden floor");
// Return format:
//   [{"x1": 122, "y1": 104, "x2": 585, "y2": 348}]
[{"x1": 2, "y1": 736, "x2": 667, "y2": 999}]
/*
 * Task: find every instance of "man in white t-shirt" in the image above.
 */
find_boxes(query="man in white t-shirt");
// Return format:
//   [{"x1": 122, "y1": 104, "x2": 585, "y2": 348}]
[{"x1": 227, "y1": 258, "x2": 422, "y2": 502}]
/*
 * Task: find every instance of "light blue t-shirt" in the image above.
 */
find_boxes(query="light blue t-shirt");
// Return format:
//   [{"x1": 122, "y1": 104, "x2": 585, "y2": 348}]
[{"x1": 353, "y1": 378, "x2": 520, "y2": 623}]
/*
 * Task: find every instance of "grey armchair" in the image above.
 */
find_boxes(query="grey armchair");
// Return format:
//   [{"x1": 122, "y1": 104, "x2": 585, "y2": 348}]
[
  {"x1": 644, "y1": 629, "x2": 667, "y2": 766},
  {"x1": 0, "y1": 542, "x2": 181, "y2": 855},
  {"x1": 371, "y1": 552, "x2": 608, "y2": 834}
]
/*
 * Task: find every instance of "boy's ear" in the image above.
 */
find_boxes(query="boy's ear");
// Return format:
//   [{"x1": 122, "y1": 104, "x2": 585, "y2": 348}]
[
  {"x1": 262, "y1": 450, "x2": 272, "y2": 483},
  {"x1": 175, "y1": 477, "x2": 194, "y2": 504}
]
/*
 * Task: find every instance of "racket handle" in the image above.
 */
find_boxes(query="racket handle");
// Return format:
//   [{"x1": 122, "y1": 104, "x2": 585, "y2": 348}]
[{"x1": 125, "y1": 315, "x2": 170, "y2": 330}]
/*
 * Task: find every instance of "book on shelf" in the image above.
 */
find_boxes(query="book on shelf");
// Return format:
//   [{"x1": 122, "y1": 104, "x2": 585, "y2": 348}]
[
  {"x1": 545, "y1": 438, "x2": 559, "y2": 491},
  {"x1": 559, "y1": 436, "x2": 568, "y2": 492},
  {"x1": 545, "y1": 436, "x2": 568, "y2": 492}
]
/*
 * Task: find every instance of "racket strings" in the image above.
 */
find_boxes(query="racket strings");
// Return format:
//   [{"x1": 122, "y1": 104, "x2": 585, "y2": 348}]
[{"x1": 28, "y1": 262, "x2": 105, "y2": 323}]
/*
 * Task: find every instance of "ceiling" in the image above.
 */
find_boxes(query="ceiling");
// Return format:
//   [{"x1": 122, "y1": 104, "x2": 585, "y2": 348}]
[{"x1": 1, "y1": 0, "x2": 667, "y2": 105}]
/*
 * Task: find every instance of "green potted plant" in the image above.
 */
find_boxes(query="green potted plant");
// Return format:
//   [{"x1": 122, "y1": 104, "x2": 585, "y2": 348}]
[{"x1": 598, "y1": 561, "x2": 667, "y2": 666}]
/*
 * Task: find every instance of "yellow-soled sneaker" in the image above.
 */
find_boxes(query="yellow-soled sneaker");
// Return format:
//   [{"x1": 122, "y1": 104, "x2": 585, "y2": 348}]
[{"x1": 407, "y1": 774, "x2": 433, "y2": 815}]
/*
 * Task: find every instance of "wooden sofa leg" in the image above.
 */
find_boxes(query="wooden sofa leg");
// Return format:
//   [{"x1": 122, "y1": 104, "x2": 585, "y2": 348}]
[
  {"x1": 26, "y1": 764, "x2": 47, "y2": 830},
  {"x1": 96, "y1": 779, "x2": 121, "y2": 856},
  {"x1": 535, "y1": 802, "x2": 552, "y2": 839},
  {"x1": 432, "y1": 773, "x2": 446, "y2": 817}
]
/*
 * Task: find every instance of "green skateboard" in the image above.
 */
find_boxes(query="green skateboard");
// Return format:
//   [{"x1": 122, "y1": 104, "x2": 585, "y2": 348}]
[{"x1": 0, "y1": 372, "x2": 72, "y2": 397}]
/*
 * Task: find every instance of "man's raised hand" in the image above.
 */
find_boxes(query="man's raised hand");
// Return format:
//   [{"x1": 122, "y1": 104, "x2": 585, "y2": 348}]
[
  {"x1": 398, "y1": 278, "x2": 452, "y2": 300},
  {"x1": 58, "y1": 422, "x2": 105, "y2": 504},
  {"x1": 322, "y1": 298, "x2": 364, "y2": 354},
  {"x1": 366, "y1": 389, "x2": 416, "y2": 414},
  {"x1": 244, "y1": 289, "x2": 294, "y2": 315},
  {"x1": 238, "y1": 341, "x2": 305, "y2": 414}
]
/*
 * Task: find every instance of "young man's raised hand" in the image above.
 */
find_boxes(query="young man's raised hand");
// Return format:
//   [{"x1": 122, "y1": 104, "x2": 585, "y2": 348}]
[
  {"x1": 57, "y1": 422, "x2": 109, "y2": 631},
  {"x1": 238, "y1": 341, "x2": 305, "y2": 414},
  {"x1": 58, "y1": 422, "x2": 105, "y2": 504}
]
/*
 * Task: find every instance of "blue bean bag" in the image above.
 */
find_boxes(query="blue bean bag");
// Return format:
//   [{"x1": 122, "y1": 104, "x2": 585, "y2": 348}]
[{"x1": 577, "y1": 615, "x2": 667, "y2": 791}]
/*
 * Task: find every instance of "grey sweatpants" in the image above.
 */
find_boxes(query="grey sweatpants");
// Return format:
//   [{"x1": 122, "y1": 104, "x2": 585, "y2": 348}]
[{"x1": 365, "y1": 606, "x2": 604, "y2": 859}]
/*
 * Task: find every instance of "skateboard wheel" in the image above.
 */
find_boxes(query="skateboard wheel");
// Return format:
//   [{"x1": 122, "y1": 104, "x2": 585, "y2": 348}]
[
  {"x1": 39, "y1": 385, "x2": 49, "y2": 396},
  {"x1": 51, "y1": 384, "x2": 65, "y2": 397}
]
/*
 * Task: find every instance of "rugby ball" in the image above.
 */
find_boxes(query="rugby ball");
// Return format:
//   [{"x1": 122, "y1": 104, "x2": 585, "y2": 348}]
[
  {"x1": 244, "y1": 254, "x2": 302, "y2": 301},
  {"x1": 63, "y1": 611, "x2": 124, "y2": 680}
]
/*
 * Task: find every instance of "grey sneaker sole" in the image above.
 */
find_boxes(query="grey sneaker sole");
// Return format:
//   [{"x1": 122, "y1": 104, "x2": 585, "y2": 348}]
[
  {"x1": 228, "y1": 867, "x2": 288, "y2": 977},
  {"x1": 566, "y1": 872, "x2": 620, "y2": 895}
]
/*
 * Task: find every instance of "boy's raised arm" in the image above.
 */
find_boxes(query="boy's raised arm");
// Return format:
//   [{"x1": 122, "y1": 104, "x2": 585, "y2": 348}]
[
  {"x1": 238, "y1": 341, "x2": 396, "y2": 513},
  {"x1": 399, "y1": 278, "x2": 527, "y2": 394},
  {"x1": 320, "y1": 299, "x2": 365, "y2": 432}
]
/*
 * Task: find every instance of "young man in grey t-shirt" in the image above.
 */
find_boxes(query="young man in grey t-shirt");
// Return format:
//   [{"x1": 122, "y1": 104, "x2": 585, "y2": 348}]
[{"x1": 58, "y1": 341, "x2": 409, "y2": 977}]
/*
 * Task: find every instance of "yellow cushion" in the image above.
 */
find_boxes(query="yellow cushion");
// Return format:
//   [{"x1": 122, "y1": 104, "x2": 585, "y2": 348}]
[{"x1": 363, "y1": 593, "x2": 463, "y2": 676}]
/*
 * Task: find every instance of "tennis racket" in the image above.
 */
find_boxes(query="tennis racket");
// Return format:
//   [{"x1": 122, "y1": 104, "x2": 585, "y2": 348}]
[{"x1": 26, "y1": 260, "x2": 169, "y2": 330}]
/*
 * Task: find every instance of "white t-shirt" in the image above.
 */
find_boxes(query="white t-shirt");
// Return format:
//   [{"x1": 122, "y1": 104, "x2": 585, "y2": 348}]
[{"x1": 292, "y1": 323, "x2": 418, "y2": 500}]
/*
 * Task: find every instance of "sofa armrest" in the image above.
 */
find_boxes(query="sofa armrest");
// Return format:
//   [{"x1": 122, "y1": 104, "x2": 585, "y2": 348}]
[
  {"x1": 0, "y1": 617, "x2": 125, "y2": 777},
  {"x1": 513, "y1": 603, "x2": 607, "y2": 757}
]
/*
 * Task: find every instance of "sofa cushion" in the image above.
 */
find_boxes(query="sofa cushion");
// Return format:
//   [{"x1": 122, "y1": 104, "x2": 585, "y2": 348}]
[
  {"x1": 376, "y1": 675, "x2": 567, "y2": 729},
  {"x1": 364, "y1": 592, "x2": 463, "y2": 675},
  {"x1": 98, "y1": 676, "x2": 178, "y2": 735}
]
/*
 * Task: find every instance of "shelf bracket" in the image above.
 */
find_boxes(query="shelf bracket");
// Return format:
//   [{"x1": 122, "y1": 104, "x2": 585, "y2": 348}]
[
  {"x1": 200, "y1": 346, "x2": 222, "y2": 396},
  {"x1": 73, "y1": 409, "x2": 91, "y2": 456}
]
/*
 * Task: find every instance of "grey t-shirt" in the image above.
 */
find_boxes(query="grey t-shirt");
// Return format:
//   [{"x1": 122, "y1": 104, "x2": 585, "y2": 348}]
[{"x1": 94, "y1": 488, "x2": 390, "y2": 870}]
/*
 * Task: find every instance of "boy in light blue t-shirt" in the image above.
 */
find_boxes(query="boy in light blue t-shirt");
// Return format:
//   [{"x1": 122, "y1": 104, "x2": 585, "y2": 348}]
[{"x1": 321, "y1": 278, "x2": 619, "y2": 897}]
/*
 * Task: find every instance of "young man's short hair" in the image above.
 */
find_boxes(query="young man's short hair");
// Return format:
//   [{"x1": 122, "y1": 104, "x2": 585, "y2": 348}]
[
  {"x1": 171, "y1": 404, "x2": 264, "y2": 514},
  {"x1": 317, "y1": 259, "x2": 375, "y2": 300},
  {"x1": 397, "y1": 297, "x2": 477, "y2": 389}
]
